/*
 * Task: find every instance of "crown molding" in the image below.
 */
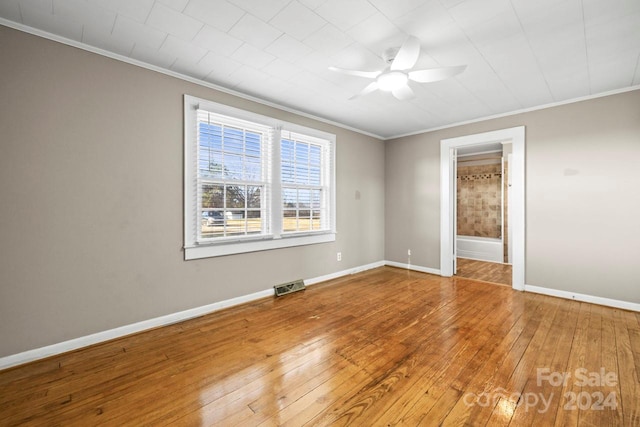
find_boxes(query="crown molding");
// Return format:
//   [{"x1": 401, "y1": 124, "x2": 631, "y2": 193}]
[
  {"x1": 0, "y1": 19, "x2": 385, "y2": 140},
  {"x1": 387, "y1": 85, "x2": 640, "y2": 140}
]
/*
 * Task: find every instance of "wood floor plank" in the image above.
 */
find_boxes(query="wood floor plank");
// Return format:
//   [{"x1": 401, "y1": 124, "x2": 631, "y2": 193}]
[
  {"x1": 0, "y1": 267, "x2": 637, "y2": 426},
  {"x1": 455, "y1": 257, "x2": 512, "y2": 286},
  {"x1": 509, "y1": 295, "x2": 581, "y2": 426},
  {"x1": 578, "y1": 300, "x2": 604, "y2": 427},
  {"x1": 553, "y1": 302, "x2": 591, "y2": 427},
  {"x1": 450, "y1": 293, "x2": 561, "y2": 425},
  {"x1": 438, "y1": 306, "x2": 530, "y2": 426},
  {"x1": 394, "y1": 296, "x2": 517, "y2": 425},
  {"x1": 485, "y1": 397, "x2": 517, "y2": 426},
  {"x1": 614, "y1": 309, "x2": 640, "y2": 426},
  {"x1": 597, "y1": 305, "x2": 624, "y2": 426},
  {"x1": 306, "y1": 282, "x2": 518, "y2": 425}
]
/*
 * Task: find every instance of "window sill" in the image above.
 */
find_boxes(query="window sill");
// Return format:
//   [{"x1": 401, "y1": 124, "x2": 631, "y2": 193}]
[{"x1": 184, "y1": 232, "x2": 336, "y2": 260}]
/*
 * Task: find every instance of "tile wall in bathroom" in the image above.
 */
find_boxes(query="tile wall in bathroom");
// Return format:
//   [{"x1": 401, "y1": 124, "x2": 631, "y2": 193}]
[{"x1": 457, "y1": 163, "x2": 502, "y2": 238}]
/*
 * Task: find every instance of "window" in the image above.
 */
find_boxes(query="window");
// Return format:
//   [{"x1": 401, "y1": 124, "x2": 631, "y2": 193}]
[
  {"x1": 281, "y1": 131, "x2": 331, "y2": 234},
  {"x1": 184, "y1": 95, "x2": 336, "y2": 260},
  {"x1": 197, "y1": 111, "x2": 270, "y2": 241}
]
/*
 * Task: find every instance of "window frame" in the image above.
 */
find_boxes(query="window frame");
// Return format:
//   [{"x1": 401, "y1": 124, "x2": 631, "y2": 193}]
[{"x1": 184, "y1": 95, "x2": 336, "y2": 260}]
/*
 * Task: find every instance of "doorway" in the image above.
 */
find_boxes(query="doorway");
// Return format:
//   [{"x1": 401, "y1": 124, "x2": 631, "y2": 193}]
[
  {"x1": 439, "y1": 126, "x2": 525, "y2": 291},
  {"x1": 455, "y1": 142, "x2": 511, "y2": 285}
]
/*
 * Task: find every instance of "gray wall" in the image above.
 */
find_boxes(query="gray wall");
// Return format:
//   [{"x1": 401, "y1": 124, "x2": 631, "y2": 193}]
[
  {"x1": 386, "y1": 89, "x2": 640, "y2": 304},
  {"x1": 0, "y1": 26, "x2": 385, "y2": 357}
]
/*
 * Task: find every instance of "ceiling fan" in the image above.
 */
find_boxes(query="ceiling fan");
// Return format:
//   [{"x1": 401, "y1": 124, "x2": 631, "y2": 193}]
[{"x1": 329, "y1": 36, "x2": 466, "y2": 101}]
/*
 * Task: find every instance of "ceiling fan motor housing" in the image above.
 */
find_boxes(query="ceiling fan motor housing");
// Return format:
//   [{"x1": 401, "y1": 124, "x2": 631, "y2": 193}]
[{"x1": 382, "y1": 47, "x2": 400, "y2": 64}]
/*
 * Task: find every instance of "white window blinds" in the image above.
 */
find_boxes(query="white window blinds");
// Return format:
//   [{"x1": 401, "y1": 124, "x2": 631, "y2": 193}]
[
  {"x1": 184, "y1": 95, "x2": 336, "y2": 260},
  {"x1": 281, "y1": 130, "x2": 332, "y2": 234},
  {"x1": 196, "y1": 110, "x2": 273, "y2": 242}
]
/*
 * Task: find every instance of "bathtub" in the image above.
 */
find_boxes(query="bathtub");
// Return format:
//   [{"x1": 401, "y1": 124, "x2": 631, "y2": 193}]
[{"x1": 456, "y1": 235, "x2": 504, "y2": 263}]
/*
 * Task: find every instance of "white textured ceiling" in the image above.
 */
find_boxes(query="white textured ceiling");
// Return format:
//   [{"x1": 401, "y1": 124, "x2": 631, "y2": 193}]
[{"x1": 1, "y1": 0, "x2": 639, "y2": 139}]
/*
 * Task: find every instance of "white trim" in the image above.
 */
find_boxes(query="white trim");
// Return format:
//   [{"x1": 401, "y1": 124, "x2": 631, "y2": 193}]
[
  {"x1": 440, "y1": 126, "x2": 525, "y2": 291},
  {"x1": 388, "y1": 86, "x2": 640, "y2": 140},
  {"x1": 3, "y1": 260, "x2": 637, "y2": 370},
  {"x1": 0, "y1": 287, "x2": 273, "y2": 371},
  {"x1": 0, "y1": 19, "x2": 382, "y2": 140},
  {"x1": 524, "y1": 284, "x2": 640, "y2": 312},
  {"x1": 0, "y1": 261, "x2": 384, "y2": 370},
  {"x1": 385, "y1": 260, "x2": 441, "y2": 276},
  {"x1": 458, "y1": 149, "x2": 503, "y2": 158},
  {"x1": 306, "y1": 261, "x2": 386, "y2": 285},
  {"x1": 456, "y1": 249, "x2": 503, "y2": 264},
  {"x1": 185, "y1": 233, "x2": 336, "y2": 260}
]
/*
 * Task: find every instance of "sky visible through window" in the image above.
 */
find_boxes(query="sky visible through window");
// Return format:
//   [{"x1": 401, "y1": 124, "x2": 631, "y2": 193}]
[{"x1": 198, "y1": 122, "x2": 261, "y2": 181}]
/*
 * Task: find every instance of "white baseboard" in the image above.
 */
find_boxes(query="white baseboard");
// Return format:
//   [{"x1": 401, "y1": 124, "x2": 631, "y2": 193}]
[
  {"x1": 305, "y1": 261, "x2": 386, "y2": 285},
  {"x1": 0, "y1": 287, "x2": 275, "y2": 371},
  {"x1": 456, "y1": 252, "x2": 503, "y2": 263},
  {"x1": 385, "y1": 261, "x2": 639, "y2": 312},
  {"x1": 385, "y1": 260, "x2": 441, "y2": 276},
  {"x1": 0, "y1": 261, "x2": 385, "y2": 371},
  {"x1": 456, "y1": 244, "x2": 503, "y2": 264},
  {"x1": 524, "y1": 284, "x2": 640, "y2": 312},
  {"x1": 5, "y1": 262, "x2": 635, "y2": 371}
]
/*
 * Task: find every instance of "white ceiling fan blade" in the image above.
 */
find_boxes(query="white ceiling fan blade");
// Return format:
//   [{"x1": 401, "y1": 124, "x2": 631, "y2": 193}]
[
  {"x1": 349, "y1": 82, "x2": 379, "y2": 100},
  {"x1": 392, "y1": 84, "x2": 415, "y2": 101},
  {"x1": 390, "y1": 36, "x2": 421, "y2": 71},
  {"x1": 328, "y1": 66, "x2": 381, "y2": 79},
  {"x1": 408, "y1": 65, "x2": 467, "y2": 83}
]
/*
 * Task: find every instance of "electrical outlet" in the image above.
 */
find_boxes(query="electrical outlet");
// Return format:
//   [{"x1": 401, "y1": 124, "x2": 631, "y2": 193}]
[
  {"x1": 337, "y1": 252, "x2": 342, "y2": 261},
  {"x1": 408, "y1": 249, "x2": 411, "y2": 256}
]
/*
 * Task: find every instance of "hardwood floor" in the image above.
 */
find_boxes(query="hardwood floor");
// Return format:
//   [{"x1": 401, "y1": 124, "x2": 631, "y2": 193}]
[
  {"x1": 456, "y1": 257, "x2": 512, "y2": 286},
  {"x1": 1, "y1": 267, "x2": 638, "y2": 426}
]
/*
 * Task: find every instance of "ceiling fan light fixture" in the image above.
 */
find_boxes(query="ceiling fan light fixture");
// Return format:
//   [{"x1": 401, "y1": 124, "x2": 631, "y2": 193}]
[
  {"x1": 328, "y1": 35, "x2": 467, "y2": 100},
  {"x1": 377, "y1": 71, "x2": 408, "y2": 92}
]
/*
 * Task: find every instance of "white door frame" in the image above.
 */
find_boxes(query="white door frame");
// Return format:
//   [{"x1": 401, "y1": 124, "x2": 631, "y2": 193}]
[{"x1": 440, "y1": 126, "x2": 525, "y2": 291}]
